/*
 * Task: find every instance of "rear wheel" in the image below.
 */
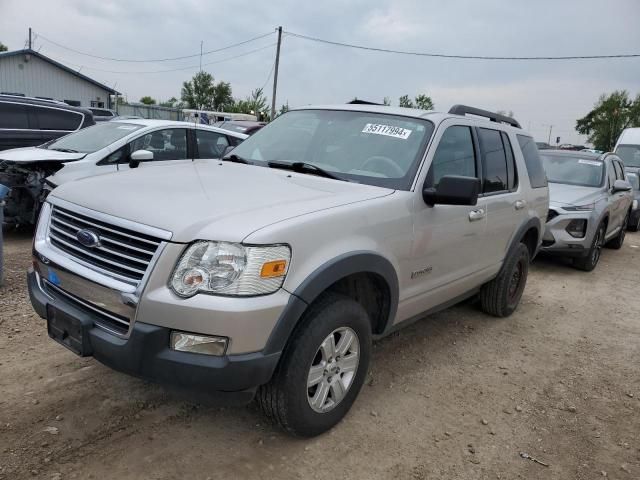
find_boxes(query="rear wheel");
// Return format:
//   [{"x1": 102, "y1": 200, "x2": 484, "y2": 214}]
[
  {"x1": 573, "y1": 222, "x2": 605, "y2": 271},
  {"x1": 257, "y1": 293, "x2": 371, "y2": 437},
  {"x1": 629, "y1": 214, "x2": 640, "y2": 232},
  {"x1": 480, "y1": 243, "x2": 529, "y2": 317}
]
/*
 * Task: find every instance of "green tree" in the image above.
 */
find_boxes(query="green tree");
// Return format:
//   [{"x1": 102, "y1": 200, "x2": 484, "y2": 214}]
[
  {"x1": 0, "y1": 42, "x2": 8, "y2": 52},
  {"x1": 159, "y1": 96, "x2": 181, "y2": 108},
  {"x1": 414, "y1": 94, "x2": 434, "y2": 110},
  {"x1": 246, "y1": 88, "x2": 269, "y2": 119},
  {"x1": 139, "y1": 96, "x2": 156, "y2": 105},
  {"x1": 212, "y1": 81, "x2": 234, "y2": 111},
  {"x1": 382, "y1": 97, "x2": 391, "y2": 106},
  {"x1": 398, "y1": 95, "x2": 414, "y2": 108},
  {"x1": 279, "y1": 102, "x2": 290, "y2": 115},
  {"x1": 181, "y1": 71, "x2": 216, "y2": 109},
  {"x1": 576, "y1": 91, "x2": 640, "y2": 151}
]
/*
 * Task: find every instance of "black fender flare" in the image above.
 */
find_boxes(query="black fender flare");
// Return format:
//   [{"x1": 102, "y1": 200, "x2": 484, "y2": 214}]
[
  {"x1": 262, "y1": 251, "x2": 399, "y2": 355},
  {"x1": 503, "y1": 217, "x2": 542, "y2": 268}
]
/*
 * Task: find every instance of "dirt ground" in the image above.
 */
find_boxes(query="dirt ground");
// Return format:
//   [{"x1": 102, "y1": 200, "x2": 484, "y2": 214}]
[{"x1": 0, "y1": 230, "x2": 639, "y2": 480}]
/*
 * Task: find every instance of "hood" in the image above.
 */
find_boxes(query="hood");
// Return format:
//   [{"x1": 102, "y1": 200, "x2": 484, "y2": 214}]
[
  {"x1": 0, "y1": 147, "x2": 86, "y2": 164},
  {"x1": 548, "y1": 182, "x2": 603, "y2": 208},
  {"x1": 50, "y1": 160, "x2": 394, "y2": 242}
]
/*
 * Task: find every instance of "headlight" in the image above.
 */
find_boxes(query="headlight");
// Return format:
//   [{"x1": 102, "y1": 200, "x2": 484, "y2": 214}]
[
  {"x1": 563, "y1": 203, "x2": 594, "y2": 212},
  {"x1": 170, "y1": 241, "x2": 290, "y2": 297}
]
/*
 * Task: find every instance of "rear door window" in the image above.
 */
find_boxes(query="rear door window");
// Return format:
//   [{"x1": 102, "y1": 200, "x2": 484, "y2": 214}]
[
  {"x1": 195, "y1": 129, "x2": 230, "y2": 158},
  {"x1": 427, "y1": 125, "x2": 476, "y2": 187},
  {"x1": 0, "y1": 102, "x2": 29, "y2": 129},
  {"x1": 516, "y1": 135, "x2": 547, "y2": 188},
  {"x1": 613, "y1": 160, "x2": 625, "y2": 180},
  {"x1": 33, "y1": 106, "x2": 83, "y2": 130},
  {"x1": 478, "y1": 128, "x2": 508, "y2": 193}
]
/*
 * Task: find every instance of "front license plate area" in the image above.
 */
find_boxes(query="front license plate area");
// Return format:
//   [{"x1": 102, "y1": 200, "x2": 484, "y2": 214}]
[{"x1": 47, "y1": 305, "x2": 93, "y2": 356}]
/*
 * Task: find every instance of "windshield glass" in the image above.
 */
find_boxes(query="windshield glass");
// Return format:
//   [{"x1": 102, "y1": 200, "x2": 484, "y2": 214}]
[
  {"x1": 540, "y1": 153, "x2": 604, "y2": 187},
  {"x1": 44, "y1": 122, "x2": 143, "y2": 153},
  {"x1": 615, "y1": 144, "x2": 640, "y2": 167},
  {"x1": 227, "y1": 109, "x2": 435, "y2": 189},
  {"x1": 627, "y1": 172, "x2": 639, "y2": 190}
]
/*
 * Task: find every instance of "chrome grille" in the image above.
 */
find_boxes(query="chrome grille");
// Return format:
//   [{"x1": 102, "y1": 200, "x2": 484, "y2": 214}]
[{"x1": 48, "y1": 206, "x2": 162, "y2": 282}]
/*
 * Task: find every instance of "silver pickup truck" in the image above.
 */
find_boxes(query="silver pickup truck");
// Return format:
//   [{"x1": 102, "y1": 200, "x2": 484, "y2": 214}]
[{"x1": 29, "y1": 104, "x2": 548, "y2": 436}]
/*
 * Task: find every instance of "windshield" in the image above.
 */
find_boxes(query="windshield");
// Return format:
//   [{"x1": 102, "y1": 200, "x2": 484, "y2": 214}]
[
  {"x1": 627, "y1": 172, "x2": 639, "y2": 190},
  {"x1": 227, "y1": 109, "x2": 434, "y2": 189},
  {"x1": 540, "y1": 154, "x2": 604, "y2": 187},
  {"x1": 44, "y1": 122, "x2": 143, "y2": 153},
  {"x1": 615, "y1": 144, "x2": 640, "y2": 167}
]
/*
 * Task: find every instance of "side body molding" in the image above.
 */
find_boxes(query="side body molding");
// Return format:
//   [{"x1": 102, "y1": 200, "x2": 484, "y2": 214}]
[{"x1": 262, "y1": 251, "x2": 399, "y2": 355}]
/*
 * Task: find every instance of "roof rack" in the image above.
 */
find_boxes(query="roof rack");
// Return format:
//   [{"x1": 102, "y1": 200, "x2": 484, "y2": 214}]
[
  {"x1": 0, "y1": 93, "x2": 68, "y2": 106},
  {"x1": 448, "y1": 105, "x2": 521, "y2": 129}
]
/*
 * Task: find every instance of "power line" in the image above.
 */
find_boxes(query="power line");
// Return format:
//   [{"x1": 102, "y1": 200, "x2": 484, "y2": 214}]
[
  {"x1": 35, "y1": 31, "x2": 274, "y2": 62},
  {"x1": 284, "y1": 31, "x2": 640, "y2": 61},
  {"x1": 260, "y1": 58, "x2": 276, "y2": 91},
  {"x1": 46, "y1": 43, "x2": 277, "y2": 74}
]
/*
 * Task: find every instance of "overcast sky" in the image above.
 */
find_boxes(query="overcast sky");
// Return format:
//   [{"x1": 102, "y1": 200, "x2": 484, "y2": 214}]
[{"x1": 2, "y1": 0, "x2": 640, "y2": 144}]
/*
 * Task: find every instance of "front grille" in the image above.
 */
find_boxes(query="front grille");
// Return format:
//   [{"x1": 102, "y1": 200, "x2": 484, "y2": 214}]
[
  {"x1": 546, "y1": 209, "x2": 559, "y2": 223},
  {"x1": 43, "y1": 280, "x2": 130, "y2": 335},
  {"x1": 48, "y1": 206, "x2": 161, "y2": 282}
]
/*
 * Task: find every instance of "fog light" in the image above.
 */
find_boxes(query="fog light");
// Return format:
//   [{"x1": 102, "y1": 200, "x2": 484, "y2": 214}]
[
  {"x1": 170, "y1": 332, "x2": 228, "y2": 356},
  {"x1": 566, "y1": 219, "x2": 587, "y2": 238}
]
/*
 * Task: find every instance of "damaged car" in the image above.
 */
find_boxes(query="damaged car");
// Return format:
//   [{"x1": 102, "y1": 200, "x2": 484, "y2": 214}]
[{"x1": 0, "y1": 119, "x2": 247, "y2": 226}]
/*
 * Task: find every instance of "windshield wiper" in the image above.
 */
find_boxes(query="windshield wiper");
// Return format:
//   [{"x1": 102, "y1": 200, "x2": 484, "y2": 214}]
[
  {"x1": 222, "y1": 154, "x2": 252, "y2": 164},
  {"x1": 267, "y1": 161, "x2": 346, "y2": 181},
  {"x1": 50, "y1": 148, "x2": 79, "y2": 153}
]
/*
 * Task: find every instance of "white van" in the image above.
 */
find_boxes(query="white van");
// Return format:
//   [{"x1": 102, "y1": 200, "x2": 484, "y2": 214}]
[{"x1": 615, "y1": 128, "x2": 640, "y2": 173}]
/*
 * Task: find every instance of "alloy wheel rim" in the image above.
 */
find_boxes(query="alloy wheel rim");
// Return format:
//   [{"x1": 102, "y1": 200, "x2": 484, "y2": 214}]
[
  {"x1": 307, "y1": 327, "x2": 360, "y2": 413},
  {"x1": 507, "y1": 260, "x2": 524, "y2": 302},
  {"x1": 592, "y1": 228, "x2": 603, "y2": 265}
]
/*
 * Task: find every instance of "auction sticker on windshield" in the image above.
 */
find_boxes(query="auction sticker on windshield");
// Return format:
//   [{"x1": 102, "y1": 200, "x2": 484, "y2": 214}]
[
  {"x1": 362, "y1": 123, "x2": 412, "y2": 139},
  {"x1": 578, "y1": 159, "x2": 602, "y2": 166}
]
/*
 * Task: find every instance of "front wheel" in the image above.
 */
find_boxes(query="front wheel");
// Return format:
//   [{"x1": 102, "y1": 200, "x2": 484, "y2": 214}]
[
  {"x1": 573, "y1": 222, "x2": 606, "y2": 271},
  {"x1": 257, "y1": 293, "x2": 371, "y2": 437},
  {"x1": 606, "y1": 213, "x2": 628, "y2": 250},
  {"x1": 628, "y1": 213, "x2": 640, "y2": 232},
  {"x1": 479, "y1": 243, "x2": 530, "y2": 317}
]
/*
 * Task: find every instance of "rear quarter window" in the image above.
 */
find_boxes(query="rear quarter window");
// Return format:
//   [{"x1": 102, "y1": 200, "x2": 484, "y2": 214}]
[
  {"x1": 33, "y1": 106, "x2": 83, "y2": 131},
  {"x1": 516, "y1": 135, "x2": 547, "y2": 188},
  {"x1": 0, "y1": 102, "x2": 29, "y2": 129}
]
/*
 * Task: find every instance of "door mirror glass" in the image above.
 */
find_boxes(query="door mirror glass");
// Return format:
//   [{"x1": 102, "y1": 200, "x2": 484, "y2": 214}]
[
  {"x1": 423, "y1": 175, "x2": 480, "y2": 206},
  {"x1": 612, "y1": 179, "x2": 632, "y2": 193},
  {"x1": 129, "y1": 149, "x2": 153, "y2": 168}
]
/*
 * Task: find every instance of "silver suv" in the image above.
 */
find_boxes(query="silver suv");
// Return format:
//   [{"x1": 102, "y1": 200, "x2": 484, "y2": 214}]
[
  {"x1": 28, "y1": 104, "x2": 549, "y2": 436},
  {"x1": 540, "y1": 150, "x2": 633, "y2": 271}
]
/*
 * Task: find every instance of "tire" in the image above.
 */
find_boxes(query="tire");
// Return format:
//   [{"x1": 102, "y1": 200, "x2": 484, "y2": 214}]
[
  {"x1": 629, "y1": 214, "x2": 640, "y2": 232},
  {"x1": 606, "y1": 212, "x2": 628, "y2": 249},
  {"x1": 573, "y1": 222, "x2": 606, "y2": 271},
  {"x1": 479, "y1": 243, "x2": 530, "y2": 317},
  {"x1": 256, "y1": 293, "x2": 371, "y2": 437}
]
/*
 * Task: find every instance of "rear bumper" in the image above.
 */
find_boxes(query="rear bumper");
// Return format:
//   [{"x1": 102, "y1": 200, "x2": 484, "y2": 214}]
[{"x1": 28, "y1": 270, "x2": 280, "y2": 401}]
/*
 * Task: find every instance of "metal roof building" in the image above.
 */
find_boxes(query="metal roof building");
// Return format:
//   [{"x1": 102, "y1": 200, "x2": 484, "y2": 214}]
[{"x1": 0, "y1": 49, "x2": 118, "y2": 109}]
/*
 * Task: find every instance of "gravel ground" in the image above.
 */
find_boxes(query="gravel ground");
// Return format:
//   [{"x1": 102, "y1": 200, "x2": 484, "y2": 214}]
[{"x1": 1, "y1": 230, "x2": 639, "y2": 480}]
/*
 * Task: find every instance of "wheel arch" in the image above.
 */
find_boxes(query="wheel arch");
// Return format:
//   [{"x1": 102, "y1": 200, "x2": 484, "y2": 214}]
[{"x1": 263, "y1": 252, "x2": 399, "y2": 355}]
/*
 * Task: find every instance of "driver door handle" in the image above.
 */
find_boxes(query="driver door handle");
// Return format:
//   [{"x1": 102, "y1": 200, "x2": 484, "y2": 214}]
[
  {"x1": 514, "y1": 200, "x2": 526, "y2": 210},
  {"x1": 468, "y1": 208, "x2": 486, "y2": 222}
]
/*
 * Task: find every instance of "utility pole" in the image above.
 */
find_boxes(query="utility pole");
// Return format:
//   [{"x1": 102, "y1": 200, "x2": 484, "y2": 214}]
[
  {"x1": 28, "y1": 27, "x2": 32, "y2": 50},
  {"x1": 270, "y1": 26, "x2": 283, "y2": 121},
  {"x1": 547, "y1": 125, "x2": 553, "y2": 144},
  {"x1": 199, "y1": 40, "x2": 203, "y2": 72}
]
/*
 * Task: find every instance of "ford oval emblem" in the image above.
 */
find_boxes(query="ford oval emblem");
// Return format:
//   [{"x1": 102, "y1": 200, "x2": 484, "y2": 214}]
[{"x1": 76, "y1": 229, "x2": 101, "y2": 248}]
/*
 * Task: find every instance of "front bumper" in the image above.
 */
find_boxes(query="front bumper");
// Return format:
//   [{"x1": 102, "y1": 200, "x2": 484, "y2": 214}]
[
  {"x1": 541, "y1": 209, "x2": 594, "y2": 257},
  {"x1": 28, "y1": 270, "x2": 281, "y2": 400}
]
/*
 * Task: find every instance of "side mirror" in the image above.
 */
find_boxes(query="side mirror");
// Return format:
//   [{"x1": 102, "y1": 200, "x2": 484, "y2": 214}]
[
  {"x1": 221, "y1": 145, "x2": 235, "y2": 157},
  {"x1": 612, "y1": 179, "x2": 632, "y2": 193},
  {"x1": 423, "y1": 175, "x2": 481, "y2": 206},
  {"x1": 129, "y1": 149, "x2": 153, "y2": 169}
]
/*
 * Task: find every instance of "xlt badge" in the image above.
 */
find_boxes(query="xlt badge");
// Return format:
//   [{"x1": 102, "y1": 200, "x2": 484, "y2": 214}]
[{"x1": 411, "y1": 266, "x2": 432, "y2": 279}]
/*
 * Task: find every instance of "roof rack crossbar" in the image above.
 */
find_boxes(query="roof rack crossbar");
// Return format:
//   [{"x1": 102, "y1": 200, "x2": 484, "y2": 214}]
[{"x1": 448, "y1": 105, "x2": 521, "y2": 129}]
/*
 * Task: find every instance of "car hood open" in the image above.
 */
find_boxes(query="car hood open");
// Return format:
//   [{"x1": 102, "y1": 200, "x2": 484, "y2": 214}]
[
  {"x1": 548, "y1": 182, "x2": 603, "y2": 207},
  {"x1": 49, "y1": 160, "x2": 394, "y2": 242},
  {"x1": 0, "y1": 147, "x2": 87, "y2": 164}
]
